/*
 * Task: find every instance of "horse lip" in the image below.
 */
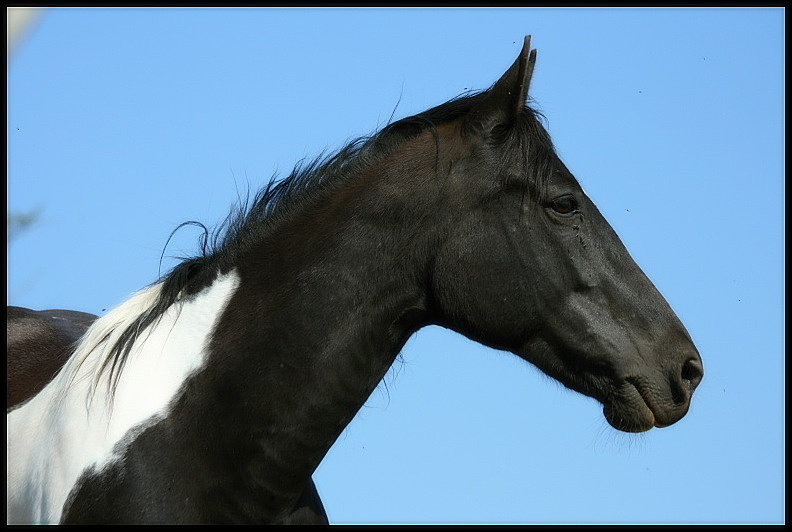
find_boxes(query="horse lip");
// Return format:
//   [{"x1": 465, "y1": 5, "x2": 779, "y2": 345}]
[
  {"x1": 600, "y1": 377, "x2": 658, "y2": 433},
  {"x1": 624, "y1": 377, "x2": 666, "y2": 429}
]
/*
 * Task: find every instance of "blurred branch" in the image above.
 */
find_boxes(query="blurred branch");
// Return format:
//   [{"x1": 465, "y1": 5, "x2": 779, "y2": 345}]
[
  {"x1": 7, "y1": 209, "x2": 41, "y2": 244},
  {"x1": 8, "y1": 8, "x2": 46, "y2": 244},
  {"x1": 7, "y1": 7, "x2": 43, "y2": 58}
]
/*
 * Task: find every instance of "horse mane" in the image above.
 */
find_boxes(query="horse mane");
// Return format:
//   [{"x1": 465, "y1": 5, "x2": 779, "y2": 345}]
[{"x1": 78, "y1": 89, "x2": 557, "y2": 400}]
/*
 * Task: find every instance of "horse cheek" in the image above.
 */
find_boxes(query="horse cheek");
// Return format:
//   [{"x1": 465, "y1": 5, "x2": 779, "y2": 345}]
[{"x1": 431, "y1": 230, "x2": 537, "y2": 348}]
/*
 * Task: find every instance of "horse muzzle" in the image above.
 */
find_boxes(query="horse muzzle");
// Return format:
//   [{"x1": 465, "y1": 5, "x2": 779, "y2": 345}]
[{"x1": 603, "y1": 352, "x2": 703, "y2": 433}]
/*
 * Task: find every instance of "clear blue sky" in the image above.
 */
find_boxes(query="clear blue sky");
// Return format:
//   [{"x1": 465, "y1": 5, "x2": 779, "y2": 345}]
[{"x1": 7, "y1": 7, "x2": 784, "y2": 525}]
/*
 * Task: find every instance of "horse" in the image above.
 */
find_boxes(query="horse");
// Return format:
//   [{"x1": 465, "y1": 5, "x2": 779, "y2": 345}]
[
  {"x1": 6, "y1": 307, "x2": 96, "y2": 410},
  {"x1": 6, "y1": 36, "x2": 703, "y2": 524}
]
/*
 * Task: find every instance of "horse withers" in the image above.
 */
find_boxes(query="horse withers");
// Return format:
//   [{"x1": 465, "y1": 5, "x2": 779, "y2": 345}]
[{"x1": 7, "y1": 36, "x2": 702, "y2": 524}]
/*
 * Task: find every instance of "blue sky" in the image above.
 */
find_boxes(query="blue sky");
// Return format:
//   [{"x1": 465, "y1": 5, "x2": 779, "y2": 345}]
[{"x1": 7, "y1": 7, "x2": 784, "y2": 525}]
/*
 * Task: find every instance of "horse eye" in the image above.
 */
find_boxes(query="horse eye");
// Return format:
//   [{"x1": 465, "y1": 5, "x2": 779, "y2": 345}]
[{"x1": 550, "y1": 196, "x2": 578, "y2": 215}]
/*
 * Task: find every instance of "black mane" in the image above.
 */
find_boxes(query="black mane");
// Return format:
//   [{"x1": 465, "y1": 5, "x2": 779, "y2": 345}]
[{"x1": 92, "y1": 90, "x2": 557, "y2": 396}]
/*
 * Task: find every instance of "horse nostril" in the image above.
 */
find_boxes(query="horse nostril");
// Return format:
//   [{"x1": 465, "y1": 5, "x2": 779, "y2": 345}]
[{"x1": 680, "y1": 356, "x2": 704, "y2": 392}]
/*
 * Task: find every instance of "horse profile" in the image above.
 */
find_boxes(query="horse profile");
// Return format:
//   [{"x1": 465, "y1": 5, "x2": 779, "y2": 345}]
[{"x1": 6, "y1": 36, "x2": 702, "y2": 524}]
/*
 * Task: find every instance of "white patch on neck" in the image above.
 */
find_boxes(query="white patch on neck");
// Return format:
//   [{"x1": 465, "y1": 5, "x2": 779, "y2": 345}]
[{"x1": 6, "y1": 270, "x2": 240, "y2": 524}]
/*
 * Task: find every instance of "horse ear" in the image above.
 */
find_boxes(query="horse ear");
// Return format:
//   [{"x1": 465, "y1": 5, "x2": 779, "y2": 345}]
[{"x1": 467, "y1": 35, "x2": 537, "y2": 137}]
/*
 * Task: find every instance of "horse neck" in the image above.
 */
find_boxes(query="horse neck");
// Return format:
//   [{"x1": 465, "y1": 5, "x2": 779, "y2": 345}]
[{"x1": 190, "y1": 137, "x2": 443, "y2": 520}]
